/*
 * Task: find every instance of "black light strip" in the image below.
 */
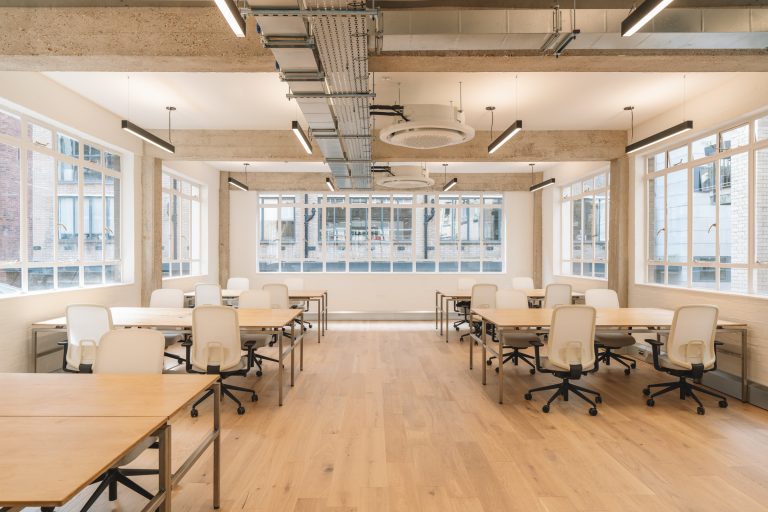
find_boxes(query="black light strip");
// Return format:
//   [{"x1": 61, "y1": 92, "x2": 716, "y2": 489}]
[
  {"x1": 488, "y1": 119, "x2": 523, "y2": 154},
  {"x1": 442, "y1": 177, "x2": 458, "y2": 192},
  {"x1": 292, "y1": 121, "x2": 312, "y2": 154},
  {"x1": 626, "y1": 120, "x2": 693, "y2": 154},
  {"x1": 227, "y1": 177, "x2": 249, "y2": 191},
  {"x1": 121, "y1": 120, "x2": 175, "y2": 154},
  {"x1": 529, "y1": 178, "x2": 556, "y2": 192},
  {"x1": 325, "y1": 177, "x2": 337, "y2": 192},
  {"x1": 621, "y1": 0, "x2": 674, "y2": 37},
  {"x1": 553, "y1": 29, "x2": 580, "y2": 57}
]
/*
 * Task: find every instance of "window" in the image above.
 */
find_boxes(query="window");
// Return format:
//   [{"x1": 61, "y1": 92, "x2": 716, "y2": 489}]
[
  {"x1": 257, "y1": 192, "x2": 504, "y2": 273},
  {"x1": 644, "y1": 112, "x2": 768, "y2": 295},
  {"x1": 161, "y1": 172, "x2": 202, "y2": 278},
  {"x1": 560, "y1": 171, "x2": 609, "y2": 279},
  {"x1": 0, "y1": 104, "x2": 124, "y2": 296}
]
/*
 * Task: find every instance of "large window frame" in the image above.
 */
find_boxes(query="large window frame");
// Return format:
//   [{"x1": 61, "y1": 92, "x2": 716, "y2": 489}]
[
  {"x1": 161, "y1": 171, "x2": 203, "y2": 279},
  {"x1": 0, "y1": 104, "x2": 124, "y2": 296},
  {"x1": 559, "y1": 171, "x2": 610, "y2": 279},
  {"x1": 644, "y1": 110, "x2": 768, "y2": 295},
  {"x1": 257, "y1": 192, "x2": 504, "y2": 273}
]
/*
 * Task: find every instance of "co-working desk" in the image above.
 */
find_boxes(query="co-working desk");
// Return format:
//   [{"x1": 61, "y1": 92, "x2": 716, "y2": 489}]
[{"x1": 469, "y1": 307, "x2": 749, "y2": 405}]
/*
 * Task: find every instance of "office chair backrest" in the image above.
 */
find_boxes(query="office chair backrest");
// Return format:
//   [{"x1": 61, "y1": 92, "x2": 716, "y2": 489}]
[
  {"x1": 470, "y1": 284, "x2": 498, "y2": 309},
  {"x1": 584, "y1": 289, "x2": 620, "y2": 309},
  {"x1": 666, "y1": 305, "x2": 719, "y2": 370},
  {"x1": 191, "y1": 305, "x2": 243, "y2": 372},
  {"x1": 238, "y1": 289, "x2": 271, "y2": 309},
  {"x1": 548, "y1": 305, "x2": 597, "y2": 371},
  {"x1": 496, "y1": 289, "x2": 529, "y2": 310},
  {"x1": 94, "y1": 329, "x2": 165, "y2": 374},
  {"x1": 149, "y1": 288, "x2": 184, "y2": 308},
  {"x1": 263, "y1": 283, "x2": 290, "y2": 309},
  {"x1": 195, "y1": 283, "x2": 222, "y2": 306},
  {"x1": 226, "y1": 277, "x2": 250, "y2": 291},
  {"x1": 544, "y1": 283, "x2": 572, "y2": 308},
  {"x1": 66, "y1": 305, "x2": 113, "y2": 370},
  {"x1": 512, "y1": 277, "x2": 534, "y2": 290},
  {"x1": 284, "y1": 277, "x2": 304, "y2": 291},
  {"x1": 458, "y1": 278, "x2": 476, "y2": 290}
]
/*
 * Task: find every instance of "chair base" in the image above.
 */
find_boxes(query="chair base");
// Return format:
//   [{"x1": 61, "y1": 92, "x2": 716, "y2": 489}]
[
  {"x1": 251, "y1": 353, "x2": 279, "y2": 377},
  {"x1": 80, "y1": 467, "x2": 157, "y2": 512},
  {"x1": 525, "y1": 378, "x2": 601, "y2": 415},
  {"x1": 488, "y1": 349, "x2": 536, "y2": 375},
  {"x1": 191, "y1": 378, "x2": 257, "y2": 417},
  {"x1": 644, "y1": 377, "x2": 728, "y2": 415},
  {"x1": 597, "y1": 348, "x2": 636, "y2": 375}
]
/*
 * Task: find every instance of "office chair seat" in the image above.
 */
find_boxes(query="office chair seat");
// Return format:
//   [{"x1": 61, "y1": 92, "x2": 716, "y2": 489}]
[
  {"x1": 191, "y1": 358, "x2": 248, "y2": 374},
  {"x1": 657, "y1": 354, "x2": 713, "y2": 372},
  {"x1": 595, "y1": 332, "x2": 635, "y2": 348},
  {"x1": 500, "y1": 331, "x2": 540, "y2": 349}
]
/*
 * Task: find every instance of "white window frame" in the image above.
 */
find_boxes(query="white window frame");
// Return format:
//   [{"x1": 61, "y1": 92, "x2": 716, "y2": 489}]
[{"x1": 161, "y1": 170, "x2": 204, "y2": 279}]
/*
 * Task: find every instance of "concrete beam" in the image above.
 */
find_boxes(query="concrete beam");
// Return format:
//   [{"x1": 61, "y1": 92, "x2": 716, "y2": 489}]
[{"x1": 151, "y1": 129, "x2": 627, "y2": 162}]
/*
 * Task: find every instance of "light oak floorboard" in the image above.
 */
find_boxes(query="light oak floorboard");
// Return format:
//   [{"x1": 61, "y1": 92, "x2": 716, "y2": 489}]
[{"x1": 47, "y1": 321, "x2": 768, "y2": 512}]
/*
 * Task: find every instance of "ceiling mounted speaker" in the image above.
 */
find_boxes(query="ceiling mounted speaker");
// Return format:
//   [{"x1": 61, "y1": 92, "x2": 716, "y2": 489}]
[
  {"x1": 377, "y1": 166, "x2": 435, "y2": 189},
  {"x1": 379, "y1": 104, "x2": 475, "y2": 150}
]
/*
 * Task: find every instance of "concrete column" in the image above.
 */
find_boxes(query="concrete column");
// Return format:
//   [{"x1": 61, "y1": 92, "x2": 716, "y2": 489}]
[
  {"x1": 608, "y1": 156, "x2": 630, "y2": 306},
  {"x1": 141, "y1": 153, "x2": 162, "y2": 306},
  {"x1": 533, "y1": 188, "x2": 543, "y2": 288},
  {"x1": 218, "y1": 172, "x2": 230, "y2": 287}
]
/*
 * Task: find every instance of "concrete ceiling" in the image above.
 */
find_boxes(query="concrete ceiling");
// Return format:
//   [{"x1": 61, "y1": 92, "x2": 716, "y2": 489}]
[
  {"x1": 44, "y1": 70, "x2": 743, "y2": 131},
  {"x1": 2, "y1": 1, "x2": 764, "y2": 6}
]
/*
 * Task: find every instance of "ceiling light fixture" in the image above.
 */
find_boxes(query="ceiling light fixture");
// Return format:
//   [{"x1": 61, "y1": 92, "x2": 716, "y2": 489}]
[
  {"x1": 625, "y1": 120, "x2": 693, "y2": 154},
  {"x1": 621, "y1": 0, "x2": 674, "y2": 37},
  {"x1": 441, "y1": 163, "x2": 457, "y2": 192},
  {"x1": 214, "y1": 0, "x2": 246, "y2": 38},
  {"x1": 488, "y1": 120, "x2": 523, "y2": 154},
  {"x1": 325, "y1": 177, "x2": 337, "y2": 192},
  {"x1": 121, "y1": 105, "x2": 176, "y2": 154},
  {"x1": 292, "y1": 121, "x2": 312, "y2": 154},
  {"x1": 553, "y1": 29, "x2": 580, "y2": 57},
  {"x1": 228, "y1": 176, "x2": 249, "y2": 191},
  {"x1": 528, "y1": 163, "x2": 556, "y2": 192}
]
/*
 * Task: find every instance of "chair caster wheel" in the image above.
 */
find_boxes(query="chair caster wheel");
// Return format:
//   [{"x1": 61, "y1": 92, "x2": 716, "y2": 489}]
[
  {"x1": 642, "y1": 388, "x2": 651, "y2": 396},
  {"x1": 646, "y1": 399, "x2": 655, "y2": 407},
  {"x1": 190, "y1": 409, "x2": 199, "y2": 418},
  {"x1": 588, "y1": 408, "x2": 598, "y2": 416},
  {"x1": 251, "y1": 394, "x2": 258, "y2": 402},
  {"x1": 495, "y1": 367, "x2": 499, "y2": 374},
  {"x1": 697, "y1": 406, "x2": 705, "y2": 415},
  {"x1": 542, "y1": 405, "x2": 550, "y2": 413},
  {"x1": 529, "y1": 369, "x2": 536, "y2": 375},
  {"x1": 630, "y1": 362, "x2": 637, "y2": 369},
  {"x1": 719, "y1": 400, "x2": 728, "y2": 408},
  {"x1": 524, "y1": 393, "x2": 532, "y2": 401},
  {"x1": 595, "y1": 396, "x2": 602, "y2": 404},
  {"x1": 256, "y1": 370, "x2": 263, "y2": 377},
  {"x1": 237, "y1": 406, "x2": 246, "y2": 415},
  {"x1": 486, "y1": 359, "x2": 492, "y2": 366}
]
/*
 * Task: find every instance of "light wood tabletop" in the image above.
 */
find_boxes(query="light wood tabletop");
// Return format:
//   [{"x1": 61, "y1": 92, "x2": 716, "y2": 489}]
[
  {"x1": 184, "y1": 289, "x2": 327, "y2": 298},
  {"x1": 0, "y1": 374, "x2": 217, "y2": 418},
  {"x1": 0, "y1": 416, "x2": 165, "y2": 508},
  {"x1": 437, "y1": 288, "x2": 585, "y2": 299}
]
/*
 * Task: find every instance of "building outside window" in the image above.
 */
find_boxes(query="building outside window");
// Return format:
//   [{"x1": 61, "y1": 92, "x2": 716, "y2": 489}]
[
  {"x1": 560, "y1": 171, "x2": 609, "y2": 279},
  {"x1": 257, "y1": 192, "x2": 504, "y2": 273},
  {"x1": 645, "y1": 111, "x2": 768, "y2": 295},
  {"x1": 0, "y1": 104, "x2": 123, "y2": 295},
  {"x1": 161, "y1": 171, "x2": 203, "y2": 278}
]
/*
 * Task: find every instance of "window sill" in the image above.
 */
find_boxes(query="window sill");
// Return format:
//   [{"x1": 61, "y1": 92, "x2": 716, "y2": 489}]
[
  {"x1": 162, "y1": 274, "x2": 205, "y2": 281},
  {"x1": 0, "y1": 281, "x2": 134, "y2": 301},
  {"x1": 553, "y1": 274, "x2": 608, "y2": 282},
  {"x1": 633, "y1": 282, "x2": 768, "y2": 302}
]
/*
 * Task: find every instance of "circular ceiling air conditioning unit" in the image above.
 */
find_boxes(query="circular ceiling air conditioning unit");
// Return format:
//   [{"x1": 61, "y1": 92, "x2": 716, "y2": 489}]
[
  {"x1": 377, "y1": 166, "x2": 435, "y2": 189},
  {"x1": 379, "y1": 104, "x2": 475, "y2": 150}
]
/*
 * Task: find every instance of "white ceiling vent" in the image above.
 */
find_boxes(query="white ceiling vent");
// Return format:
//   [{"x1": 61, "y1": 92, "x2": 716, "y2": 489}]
[
  {"x1": 379, "y1": 104, "x2": 475, "y2": 150},
  {"x1": 377, "y1": 166, "x2": 435, "y2": 189}
]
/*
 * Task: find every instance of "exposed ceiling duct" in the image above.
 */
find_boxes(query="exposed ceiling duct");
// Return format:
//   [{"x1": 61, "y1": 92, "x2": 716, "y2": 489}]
[{"x1": 252, "y1": 1, "x2": 379, "y2": 190}]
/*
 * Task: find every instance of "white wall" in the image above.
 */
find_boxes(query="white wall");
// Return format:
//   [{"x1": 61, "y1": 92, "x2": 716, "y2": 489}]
[
  {"x1": 160, "y1": 161, "x2": 220, "y2": 292},
  {"x1": 542, "y1": 161, "x2": 610, "y2": 292},
  {"x1": 628, "y1": 73, "x2": 768, "y2": 386},
  {"x1": 0, "y1": 72, "x2": 144, "y2": 372},
  {"x1": 230, "y1": 191, "x2": 533, "y2": 317}
]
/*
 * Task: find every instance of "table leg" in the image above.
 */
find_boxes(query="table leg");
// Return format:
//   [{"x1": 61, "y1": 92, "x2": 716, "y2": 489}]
[
  {"x1": 435, "y1": 291, "x2": 439, "y2": 329},
  {"x1": 278, "y1": 330, "x2": 284, "y2": 406},
  {"x1": 469, "y1": 324, "x2": 474, "y2": 370},
  {"x1": 316, "y1": 298, "x2": 321, "y2": 344},
  {"x1": 32, "y1": 329, "x2": 39, "y2": 373},
  {"x1": 300, "y1": 312, "x2": 305, "y2": 371},
  {"x1": 213, "y1": 382, "x2": 221, "y2": 509},
  {"x1": 290, "y1": 322, "x2": 295, "y2": 387},
  {"x1": 324, "y1": 292, "x2": 328, "y2": 332},
  {"x1": 158, "y1": 423, "x2": 172, "y2": 512},
  {"x1": 498, "y1": 328, "x2": 504, "y2": 404},
  {"x1": 742, "y1": 328, "x2": 749, "y2": 403},
  {"x1": 445, "y1": 297, "x2": 451, "y2": 343},
  {"x1": 481, "y1": 319, "x2": 487, "y2": 385},
  {"x1": 439, "y1": 294, "x2": 444, "y2": 336}
]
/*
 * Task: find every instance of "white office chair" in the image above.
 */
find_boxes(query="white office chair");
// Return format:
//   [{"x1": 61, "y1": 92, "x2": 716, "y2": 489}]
[
  {"x1": 61, "y1": 304, "x2": 113, "y2": 373},
  {"x1": 644, "y1": 305, "x2": 727, "y2": 415},
  {"x1": 284, "y1": 277, "x2": 312, "y2": 329},
  {"x1": 524, "y1": 305, "x2": 602, "y2": 415},
  {"x1": 460, "y1": 283, "x2": 498, "y2": 343},
  {"x1": 585, "y1": 289, "x2": 637, "y2": 375},
  {"x1": 226, "y1": 277, "x2": 250, "y2": 291},
  {"x1": 195, "y1": 283, "x2": 222, "y2": 306},
  {"x1": 454, "y1": 278, "x2": 476, "y2": 331},
  {"x1": 238, "y1": 289, "x2": 278, "y2": 376},
  {"x1": 512, "y1": 277, "x2": 534, "y2": 290},
  {"x1": 149, "y1": 288, "x2": 187, "y2": 365},
  {"x1": 187, "y1": 305, "x2": 256, "y2": 416},
  {"x1": 487, "y1": 289, "x2": 539, "y2": 374},
  {"x1": 263, "y1": 283, "x2": 290, "y2": 309},
  {"x1": 543, "y1": 283, "x2": 572, "y2": 308},
  {"x1": 82, "y1": 329, "x2": 165, "y2": 511}
]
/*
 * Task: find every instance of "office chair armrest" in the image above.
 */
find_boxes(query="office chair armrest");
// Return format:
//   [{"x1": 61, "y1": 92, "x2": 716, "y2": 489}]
[
  {"x1": 532, "y1": 342, "x2": 544, "y2": 370},
  {"x1": 645, "y1": 338, "x2": 663, "y2": 346},
  {"x1": 645, "y1": 338, "x2": 665, "y2": 371},
  {"x1": 714, "y1": 340, "x2": 724, "y2": 347},
  {"x1": 56, "y1": 340, "x2": 68, "y2": 346},
  {"x1": 182, "y1": 340, "x2": 193, "y2": 372},
  {"x1": 530, "y1": 339, "x2": 544, "y2": 347}
]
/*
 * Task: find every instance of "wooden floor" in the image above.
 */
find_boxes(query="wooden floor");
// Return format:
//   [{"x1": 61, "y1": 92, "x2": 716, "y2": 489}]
[{"x1": 55, "y1": 321, "x2": 768, "y2": 512}]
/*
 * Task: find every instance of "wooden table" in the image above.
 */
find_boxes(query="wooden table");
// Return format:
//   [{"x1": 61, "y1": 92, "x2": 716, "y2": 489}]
[
  {"x1": 184, "y1": 289, "x2": 328, "y2": 343},
  {"x1": 469, "y1": 307, "x2": 749, "y2": 405},
  {"x1": 435, "y1": 288, "x2": 584, "y2": 343},
  {"x1": 0, "y1": 373, "x2": 219, "y2": 511},
  {"x1": 30, "y1": 307, "x2": 305, "y2": 406}
]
